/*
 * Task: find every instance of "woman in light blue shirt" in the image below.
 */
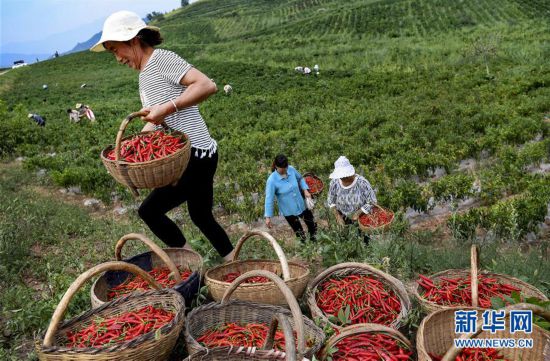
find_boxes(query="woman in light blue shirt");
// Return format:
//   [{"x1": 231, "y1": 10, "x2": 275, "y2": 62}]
[{"x1": 264, "y1": 154, "x2": 317, "y2": 242}]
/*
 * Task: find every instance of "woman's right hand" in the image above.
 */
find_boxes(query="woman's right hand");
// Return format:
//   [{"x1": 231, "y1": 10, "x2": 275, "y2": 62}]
[{"x1": 265, "y1": 217, "x2": 272, "y2": 229}]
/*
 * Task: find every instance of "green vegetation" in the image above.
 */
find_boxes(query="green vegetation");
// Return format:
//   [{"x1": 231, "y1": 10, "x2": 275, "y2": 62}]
[{"x1": 0, "y1": 0, "x2": 549, "y2": 359}]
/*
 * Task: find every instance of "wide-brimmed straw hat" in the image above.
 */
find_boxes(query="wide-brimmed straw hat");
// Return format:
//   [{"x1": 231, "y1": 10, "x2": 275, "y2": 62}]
[
  {"x1": 329, "y1": 156, "x2": 356, "y2": 179},
  {"x1": 90, "y1": 10, "x2": 160, "y2": 52}
]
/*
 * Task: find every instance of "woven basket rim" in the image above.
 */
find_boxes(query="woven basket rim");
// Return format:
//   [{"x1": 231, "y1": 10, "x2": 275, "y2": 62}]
[
  {"x1": 37, "y1": 288, "x2": 185, "y2": 354},
  {"x1": 100, "y1": 131, "x2": 189, "y2": 166},
  {"x1": 205, "y1": 259, "x2": 310, "y2": 286}
]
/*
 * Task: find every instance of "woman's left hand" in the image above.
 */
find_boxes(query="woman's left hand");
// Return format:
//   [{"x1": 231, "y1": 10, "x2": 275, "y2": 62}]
[
  {"x1": 303, "y1": 189, "x2": 311, "y2": 198},
  {"x1": 139, "y1": 104, "x2": 170, "y2": 125}
]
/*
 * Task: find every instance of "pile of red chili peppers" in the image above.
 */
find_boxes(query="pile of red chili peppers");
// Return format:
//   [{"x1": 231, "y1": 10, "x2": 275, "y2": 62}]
[
  {"x1": 65, "y1": 305, "x2": 174, "y2": 348},
  {"x1": 429, "y1": 348, "x2": 510, "y2": 361},
  {"x1": 196, "y1": 322, "x2": 289, "y2": 350},
  {"x1": 304, "y1": 175, "x2": 323, "y2": 194},
  {"x1": 417, "y1": 274, "x2": 521, "y2": 307},
  {"x1": 105, "y1": 131, "x2": 186, "y2": 163},
  {"x1": 316, "y1": 274, "x2": 402, "y2": 326},
  {"x1": 108, "y1": 266, "x2": 192, "y2": 300},
  {"x1": 330, "y1": 333, "x2": 412, "y2": 361},
  {"x1": 222, "y1": 271, "x2": 271, "y2": 284},
  {"x1": 358, "y1": 207, "x2": 394, "y2": 228}
]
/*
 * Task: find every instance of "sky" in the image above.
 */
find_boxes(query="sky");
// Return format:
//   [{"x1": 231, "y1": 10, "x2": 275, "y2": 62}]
[{"x1": 0, "y1": 0, "x2": 192, "y2": 56}]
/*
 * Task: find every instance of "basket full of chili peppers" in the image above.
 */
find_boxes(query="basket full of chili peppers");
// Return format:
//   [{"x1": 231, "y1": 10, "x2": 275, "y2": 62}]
[
  {"x1": 204, "y1": 230, "x2": 310, "y2": 306},
  {"x1": 357, "y1": 204, "x2": 395, "y2": 233},
  {"x1": 306, "y1": 262, "x2": 412, "y2": 331},
  {"x1": 101, "y1": 111, "x2": 191, "y2": 196},
  {"x1": 91, "y1": 233, "x2": 202, "y2": 309},
  {"x1": 185, "y1": 270, "x2": 325, "y2": 359},
  {"x1": 36, "y1": 261, "x2": 186, "y2": 361},
  {"x1": 416, "y1": 303, "x2": 550, "y2": 361},
  {"x1": 318, "y1": 324, "x2": 414, "y2": 361},
  {"x1": 413, "y1": 246, "x2": 548, "y2": 313},
  {"x1": 303, "y1": 172, "x2": 324, "y2": 197}
]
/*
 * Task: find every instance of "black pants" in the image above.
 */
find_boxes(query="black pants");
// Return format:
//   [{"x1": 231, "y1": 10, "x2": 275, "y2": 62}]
[
  {"x1": 138, "y1": 150, "x2": 234, "y2": 257},
  {"x1": 285, "y1": 209, "x2": 317, "y2": 242},
  {"x1": 339, "y1": 210, "x2": 370, "y2": 246}
]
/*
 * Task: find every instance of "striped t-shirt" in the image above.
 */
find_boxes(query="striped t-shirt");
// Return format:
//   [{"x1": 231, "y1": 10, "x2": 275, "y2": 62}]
[{"x1": 139, "y1": 49, "x2": 216, "y2": 157}]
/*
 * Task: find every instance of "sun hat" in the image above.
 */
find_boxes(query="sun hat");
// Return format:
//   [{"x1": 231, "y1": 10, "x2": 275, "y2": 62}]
[
  {"x1": 329, "y1": 156, "x2": 356, "y2": 179},
  {"x1": 27, "y1": 113, "x2": 34, "y2": 118},
  {"x1": 75, "y1": 103, "x2": 82, "y2": 108},
  {"x1": 90, "y1": 10, "x2": 160, "y2": 52}
]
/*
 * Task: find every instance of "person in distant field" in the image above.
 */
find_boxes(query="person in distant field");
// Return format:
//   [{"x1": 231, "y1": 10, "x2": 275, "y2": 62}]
[
  {"x1": 67, "y1": 108, "x2": 80, "y2": 122},
  {"x1": 76, "y1": 103, "x2": 96, "y2": 121},
  {"x1": 327, "y1": 156, "x2": 377, "y2": 245},
  {"x1": 265, "y1": 154, "x2": 317, "y2": 242},
  {"x1": 28, "y1": 113, "x2": 45, "y2": 127},
  {"x1": 91, "y1": 10, "x2": 235, "y2": 262}
]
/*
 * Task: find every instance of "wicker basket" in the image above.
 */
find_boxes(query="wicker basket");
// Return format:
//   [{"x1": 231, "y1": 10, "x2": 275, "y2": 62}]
[
  {"x1": 91, "y1": 233, "x2": 202, "y2": 308},
  {"x1": 303, "y1": 172, "x2": 324, "y2": 197},
  {"x1": 413, "y1": 246, "x2": 549, "y2": 313},
  {"x1": 100, "y1": 111, "x2": 191, "y2": 196},
  {"x1": 184, "y1": 313, "x2": 304, "y2": 360},
  {"x1": 357, "y1": 204, "x2": 395, "y2": 233},
  {"x1": 204, "y1": 230, "x2": 310, "y2": 305},
  {"x1": 35, "y1": 261, "x2": 186, "y2": 361},
  {"x1": 186, "y1": 270, "x2": 325, "y2": 360},
  {"x1": 318, "y1": 323, "x2": 413, "y2": 360},
  {"x1": 416, "y1": 303, "x2": 550, "y2": 361},
  {"x1": 306, "y1": 262, "x2": 411, "y2": 330}
]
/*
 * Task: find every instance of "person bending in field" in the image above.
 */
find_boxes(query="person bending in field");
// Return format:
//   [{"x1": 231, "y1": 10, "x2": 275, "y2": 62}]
[
  {"x1": 264, "y1": 154, "x2": 317, "y2": 242},
  {"x1": 327, "y1": 156, "x2": 377, "y2": 245},
  {"x1": 91, "y1": 11, "x2": 234, "y2": 261}
]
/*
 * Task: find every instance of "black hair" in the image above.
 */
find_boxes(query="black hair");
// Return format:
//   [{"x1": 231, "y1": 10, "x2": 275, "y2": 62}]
[
  {"x1": 136, "y1": 28, "x2": 163, "y2": 47},
  {"x1": 271, "y1": 154, "x2": 288, "y2": 172},
  {"x1": 67, "y1": 109, "x2": 72, "y2": 113}
]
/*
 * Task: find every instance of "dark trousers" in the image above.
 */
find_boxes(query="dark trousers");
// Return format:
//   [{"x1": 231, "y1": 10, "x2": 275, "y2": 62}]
[
  {"x1": 339, "y1": 210, "x2": 370, "y2": 246},
  {"x1": 285, "y1": 209, "x2": 317, "y2": 242},
  {"x1": 138, "y1": 150, "x2": 233, "y2": 257}
]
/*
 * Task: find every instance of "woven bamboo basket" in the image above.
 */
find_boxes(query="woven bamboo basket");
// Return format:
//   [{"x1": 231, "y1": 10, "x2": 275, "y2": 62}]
[
  {"x1": 91, "y1": 233, "x2": 202, "y2": 308},
  {"x1": 204, "y1": 229, "x2": 310, "y2": 305},
  {"x1": 303, "y1": 172, "x2": 324, "y2": 197},
  {"x1": 306, "y1": 262, "x2": 411, "y2": 330},
  {"x1": 416, "y1": 303, "x2": 550, "y2": 361},
  {"x1": 185, "y1": 270, "x2": 325, "y2": 359},
  {"x1": 184, "y1": 313, "x2": 306, "y2": 360},
  {"x1": 412, "y1": 245, "x2": 549, "y2": 313},
  {"x1": 318, "y1": 323, "x2": 413, "y2": 360},
  {"x1": 100, "y1": 111, "x2": 191, "y2": 196},
  {"x1": 35, "y1": 261, "x2": 186, "y2": 361},
  {"x1": 357, "y1": 204, "x2": 395, "y2": 233}
]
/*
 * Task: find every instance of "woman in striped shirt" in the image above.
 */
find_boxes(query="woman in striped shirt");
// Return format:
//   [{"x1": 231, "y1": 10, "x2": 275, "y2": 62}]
[{"x1": 91, "y1": 11, "x2": 234, "y2": 261}]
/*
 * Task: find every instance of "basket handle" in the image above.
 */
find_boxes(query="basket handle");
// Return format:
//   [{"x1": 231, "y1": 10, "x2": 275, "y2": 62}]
[
  {"x1": 263, "y1": 313, "x2": 297, "y2": 361},
  {"x1": 221, "y1": 270, "x2": 305, "y2": 358},
  {"x1": 115, "y1": 233, "x2": 182, "y2": 284},
  {"x1": 318, "y1": 324, "x2": 412, "y2": 360},
  {"x1": 442, "y1": 303, "x2": 550, "y2": 361},
  {"x1": 470, "y1": 244, "x2": 479, "y2": 307},
  {"x1": 231, "y1": 230, "x2": 291, "y2": 281},
  {"x1": 114, "y1": 111, "x2": 150, "y2": 162},
  {"x1": 43, "y1": 261, "x2": 161, "y2": 347}
]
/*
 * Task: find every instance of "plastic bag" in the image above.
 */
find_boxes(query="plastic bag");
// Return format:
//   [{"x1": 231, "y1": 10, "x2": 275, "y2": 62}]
[{"x1": 305, "y1": 197, "x2": 315, "y2": 210}]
